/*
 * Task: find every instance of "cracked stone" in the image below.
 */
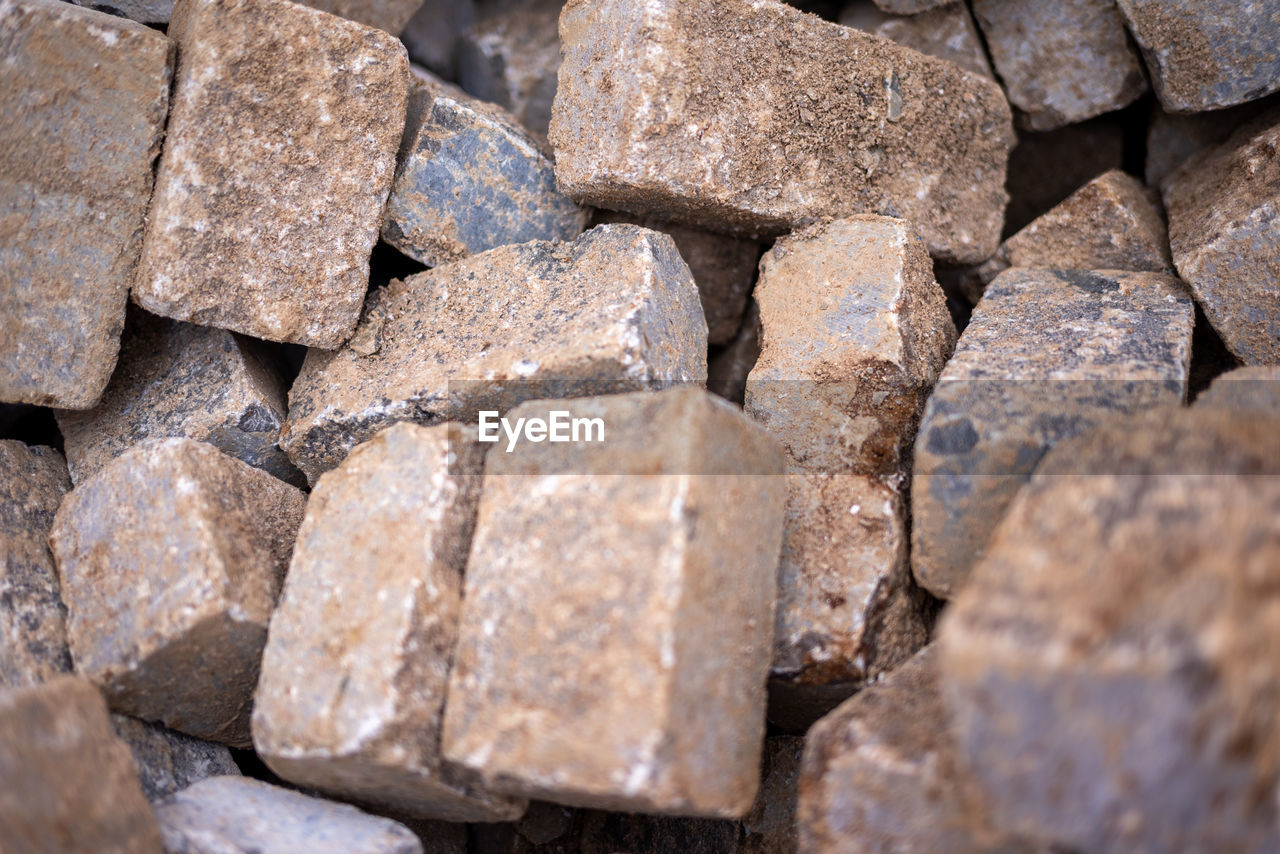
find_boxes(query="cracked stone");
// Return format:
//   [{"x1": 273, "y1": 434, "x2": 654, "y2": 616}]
[{"x1": 110, "y1": 714, "x2": 241, "y2": 802}]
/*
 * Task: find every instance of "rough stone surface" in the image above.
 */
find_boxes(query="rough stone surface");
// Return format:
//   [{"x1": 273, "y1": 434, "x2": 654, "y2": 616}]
[
  {"x1": 939, "y1": 407, "x2": 1280, "y2": 853},
  {"x1": 1004, "y1": 116, "x2": 1126, "y2": 235},
  {"x1": 301, "y1": 0, "x2": 423, "y2": 33},
  {"x1": 383, "y1": 69, "x2": 586, "y2": 268},
  {"x1": 1195, "y1": 365, "x2": 1280, "y2": 413},
  {"x1": 594, "y1": 210, "x2": 761, "y2": 346},
  {"x1": 401, "y1": 0, "x2": 476, "y2": 78},
  {"x1": 282, "y1": 225, "x2": 708, "y2": 483},
  {"x1": 0, "y1": 676, "x2": 164, "y2": 853},
  {"x1": 442, "y1": 388, "x2": 786, "y2": 817},
  {"x1": 1116, "y1": 0, "x2": 1280, "y2": 113},
  {"x1": 457, "y1": 0, "x2": 563, "y2": 138},
  {"x1": 911, "y1": 269, "x2": 1195, "y2": 599},
  {"x1": 133, "y1": 0, "x2": 408, "y2": 349},
  {"x1": 1164, "y1": 114, "x2": 1280, "y2": 366},
  {"x1": 708, "y1": 300, "x2": 761, "y2": 406},
  {"x1": 550, "y1": 0, "x2": 1014, "y2": 264},
  {"x1": 971, "y1": 170, "x2": 1173, "y2": 298},
  {"x1": 799, "y1": 647, "x2": 1041, "y2": 854},
  {"x1": 110, "y1": 714, "x2": 241, "y2": 802},
  {"x1": 0, "y1": 0, "x2": 171, "y2": 408},
  {"x1": 254, "y1": 423, "x2": 525, "y2": 822},
  {"x1": 972, "y1": 0, "x2": 1147, "y2": 130},
  {"x1": 843, "y1": 2, "x2": 994, "y2": 80},
  {"x1": 55, "y1": 310, "x2": 298, "y2": 487},
  {"x1": 1145, "y1": 97, "x2": 1277, "y2": 189},
  {"x1": 154, "y1": 776, "x2": 423, "y2": 854},
  {"x1": 0, "y1": 441, "x2": 71, "y2": 689},
  {"x1": 49, "y1": 439, "x2": 307, "y2": 747}
]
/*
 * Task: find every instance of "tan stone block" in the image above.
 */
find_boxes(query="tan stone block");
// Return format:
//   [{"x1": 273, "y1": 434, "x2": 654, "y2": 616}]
[
  {"x1": 110, "y1": 714, "x2": 241, "y2": 801},
  {"x1": 134, "y1": 0, "x2": 408, "y2": 348},
  {"x1": 442, "y1": 388, "x2": 785, "y2": 817},
  {"x1": 49, "y1": 439, "x2": 307, "y2": 746},
  {"x1": 549, "y1": 0, "x2": 1014, "y2": 264}
]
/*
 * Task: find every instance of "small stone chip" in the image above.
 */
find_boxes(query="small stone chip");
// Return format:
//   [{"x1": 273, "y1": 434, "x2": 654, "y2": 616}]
[
  {"x1": 442, "y1": 388, "x2": 786, "y2": 817},
  {"x1": 0, "y1": 0, "x2": 172, "y2": 408},
  {"x1": 457, "y1": 0, "x2": 563, "y2": 138},
  {"x1": 49, "y1": 439, "x2": 307, "y2": 746},
  {"x1": 133, "y1": 0, "x2": 409, "y2": 348},
  {"x1": 383, "y1": 68, "x2": 587, "y2": 268},
  {"x1": 110, "y1": 714, "x2": 241, "y2": 801},
  {"x1": 56, "y1": 310, "x2": 299, "y2": 487},
  {"x1": 939, "y1": 407, "x2": 1280, "y2": 853},
  {"x1": 282, "y1": 225, "x2": 707, "y2": 483},
  {"x1": 0, "y1": 676, "x2": 165, "y2": 853},
  {"x1": 1116, "y1": 0, "x2": 1280, "y2": 113},
  {"x1": 1164, "y1": 113, "x2": 1280, "y2": 366},
  {"x1": 0, "y1": 441, "x2": 72, "y2": 689},
  {"x1": 154, "y1": 777, "x2": 423, "y2": 854},
  {"x1": 971, "y1": 0, "x2": 1147, "y2": 130},
  {"x1": 911, "y1": 269, "x2": 1195, "y2": 599},
  {"x1": 254, "y1": 423, "x2": 526, "y2": 823},
  {"x1": 550, "y1": 0, "x2": 1014, "y2": 264}
]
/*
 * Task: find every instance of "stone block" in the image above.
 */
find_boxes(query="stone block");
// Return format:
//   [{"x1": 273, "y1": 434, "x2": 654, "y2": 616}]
[
  {"x1": 110, "y1": 714, "x2": 241, "y2": 801},
  {"x1": 133, "y1": 0, "x2": 409, "y2": 348},
  {"x1": 1164, "y1": 113, "x2": 1280, "y2": 366},
  {"x1": 457, "y1": 0, "x2": 563, "y2": 138},
  {"x1": 972, "y1": 0, "x2": 1147, "y2": 130},
  {"x1": 56, "y1": 309, "x2": 298, "y2": 487},
  {"x1": 550, "y1": 0, "x2": 1014, "y2": 264},
  {"x1": 49, "y1": 439, "x2": 307, "y2": 746},
  {"x1": 0, "y1": 0, "x2": 171, "y2": 408},
  {"x1": 442, "y1": 388, "x2": 786, "y2": 817},
  {"x1": 0, "y1": 441, "x2": 71, "y2": 689},
  {"x1": 1116, "y1": 0, "x2": 1280, "y2": 113},
  {"x1": 282, "y1": 225, "x2": 707, "y2": 483},
  {"x1": 154, "y1": 776, "x2": 423, "y2": 853},
  {"x1": 843, "y1": 1, "x2": 994, "y2": 80},
  {"x1": 911, "y1": 269, "x2": 1195, "y2": 599},
  {"x1": 254, "y1": 423, "x2": 525, "y2": 822},
  {"x1": 301, "y1": 0, "x2": 423, "y2": 33},
  {"x1": 0, "y1": 676, "x2": 164, "y2": 853},
  {"x1": 383, "y1": 69, "x2": 586, "y2": 268},
  {"x1": 1195, "y1": 365, "x2": 1280, "y2": 413}
]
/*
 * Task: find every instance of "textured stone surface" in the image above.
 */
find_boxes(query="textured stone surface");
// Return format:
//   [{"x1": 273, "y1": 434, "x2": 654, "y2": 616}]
[
  {"x1": 939, "y1": 407, "x2": 1280, "y2": 853},
  {"x1": 134, "y1": 0, "x2": 408, "y2": 348},
  {"x1": 49, "y1": 439, "x2": 307, "y2": 746},
  {"x1": 110, "y1": 714, "x2": 241, "y2": 802},
  {"x1": 843, "y1": 1, "x2": 994, "y2": 80},
  {"x1": 282, "y1": 225, "x2": 707, "y2": 483},
  {"x1": 550, "y1": 0, "x2": 1014, "y2": 264},
  {"x1": 56, "y1": 310, "x2": 298, "y2": 487},
  {"x1": 255, "y1": 423, "x2": 525, "y2": 822},
  {"x1": 457, "y1": 0, "x2": 563, "y2": 138},
  {"x1": 443, "y1": 388, "x2": 785, "y2": 817},
  {"x1": 972, "y1": 170, "x2": 1172, "y2": 298},
  {"x1": 1164, "y1": 114, "x2": 1280, "y2": 366},
  {"x1": 301, "y1": 0, "x2": 423, "y2": 33},
  {"x1": 799, "y1": 647, "x2": 1040, "y2": 854},
  {"x1": 972, "y1": 0, "x2": 1147, "y2": 130},
  {"x1": 383, "y1": 69, "x2": 586, "y2": 268},
  {"x1": 155, "y1": 777, "x2": 423, "y2": 853},
  {"x1": 708, "y1": 300, "x2": 761, "y2": 406},
  {"x1": 401, "y1": 0, "x2": 476, "y2": 78},
  {"x1": 594, "y1": 210, "x2": 761, "y2": 346},
  {"x1": 912, "y1": 269, "x2": 1195, "y2": 599},
  {"x1": 0, "y1": 441, "x2": 71, "y2": 689},
  {"x1": 1004, "y1": 116, "x2": 1126, "y2": 235},
  {"x1": 1195, "y1": 365, "x2": 1280, "y2": 413},
  {"x1": 0, "y1": 676, "x2": 164, "y2": 853},
  {"x1": 1116, "y1": 0, "x2": 1280, "y2": 113},
  {"x1": 0, "y1": 0, "x2": 171, "y2": 408}
]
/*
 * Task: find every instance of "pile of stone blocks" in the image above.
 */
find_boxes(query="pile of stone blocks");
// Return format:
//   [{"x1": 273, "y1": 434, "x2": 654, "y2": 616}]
[{"x1": 4, "y1": 0, "x2": 1280, "y2": 850}]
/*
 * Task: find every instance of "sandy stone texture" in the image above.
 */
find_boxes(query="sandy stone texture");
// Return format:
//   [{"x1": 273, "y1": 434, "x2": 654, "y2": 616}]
[
  {"x1": 48, "y1": 439, "x2": 306, "y2": 747},
  {"x1": 302, "y1": 0, "x2": 423, "y2": 33},
  {"x1": 0, "y1": 442, "x2": 71, "y2": 690},
  {"x1": 0, "y1": 0, "x2": 171, "y2": 408},
  {"x1": 0, "y1": 676, "x2": 165, "y2": 853},
  {"x1": 443, "y1": 389, "x2": 785, "y2": 817},
  {"x1": 110, "y1": 714, "x2": 241, "y2": 801},
  {"x1": 383, "y1": 68, "x2": 586, "y2": 268},
  {"x1": 842, "y1": 1, "x2": 994, "y2": 80},
  {"x1": 939, "y1": 407, "x2": 1280, "y2": 853},
  {"x1": 1164, "y1": 113, "x2": 1280, "y2": 366},
  {"x1": 550, "y1": 0, "x2": 1014, "y2": 264},
  {"x1": 254, "y1": 423, "x2": 525, "y2": 823},
  {"x1": 56, "y1": 310, "x2": 298, "y2": 487},
  {"x1": 1195, "y1": 365, "x2": 1280, "y2": 413},
  {"x1": 134, "y1": 0, "x2": 408, "y2": 349},
  {"x1": 972, "y1": 0, "x2": 1147, "y2": 130},
  {"x1": 282, "y1": 225, "x2": 708, "y2": 483},
  {"x1": 911, "y1": 269, "x2": 1195, "y2": 600},
  {"x1": 457, "y1": 0, "x2": 563, "y2": 138},
  {"x1": 155, "y1": 777, "x2": 423, "y2": 854},
  {"x1": 1116, "y1": 0, "x2": 1280, "y2": 113}
]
